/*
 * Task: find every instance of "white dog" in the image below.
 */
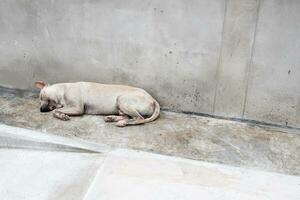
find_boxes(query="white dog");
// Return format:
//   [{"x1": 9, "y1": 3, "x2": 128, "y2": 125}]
[{"x1": 35, "y1": 81, "x2": 160, "y2": 127}]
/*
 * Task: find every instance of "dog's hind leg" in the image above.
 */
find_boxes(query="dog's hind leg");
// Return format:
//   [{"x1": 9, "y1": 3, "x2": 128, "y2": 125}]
[
  {"x1": 53, "y1": 107, "x2": 84, "y2": 121},
  {"x1": 104, "y1": 109, "x2": 130, "y2": 123},
  {"x1": 115, "y1": 95, "x2": 153, "y2": 127},
  {"x1": 115, "y1": 106, "x2": 144, "y2": 127},
  {"x1": 104, "y1": 115, "x2": 129, "y2": 122}
]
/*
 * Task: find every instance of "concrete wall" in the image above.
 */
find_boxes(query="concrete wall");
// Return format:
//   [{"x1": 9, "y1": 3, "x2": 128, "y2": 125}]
[{"x1": 0, "y1": 0, "x2": 299, "y2": 128}]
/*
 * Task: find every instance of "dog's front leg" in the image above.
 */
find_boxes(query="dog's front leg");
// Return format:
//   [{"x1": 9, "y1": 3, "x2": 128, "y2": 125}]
[{"x1": 53, "y1": 107, "x2": 84, "y2": 121}]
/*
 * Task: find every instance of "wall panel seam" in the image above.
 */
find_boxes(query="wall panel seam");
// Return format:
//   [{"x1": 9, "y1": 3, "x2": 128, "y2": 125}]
[
  {"x1": 242, "y1": 0, "x2": 262, "y2": 118},
  {"x1": 212, "y1": 0, "x2": 228, "y2": 114}
]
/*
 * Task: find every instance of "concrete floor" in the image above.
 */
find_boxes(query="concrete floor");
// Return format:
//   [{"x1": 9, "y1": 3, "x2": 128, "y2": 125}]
[
  {"x1": 0, "y1": 89, "x2": 299, "y2": 176},
  {"x1": 1, "y1": 125, "x2": 300, "y2": 200}
]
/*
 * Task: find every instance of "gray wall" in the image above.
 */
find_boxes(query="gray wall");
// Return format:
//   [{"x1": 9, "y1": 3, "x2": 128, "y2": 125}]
[{"x1": 0, "y1": 0, "x2": 299, "y2": 128}]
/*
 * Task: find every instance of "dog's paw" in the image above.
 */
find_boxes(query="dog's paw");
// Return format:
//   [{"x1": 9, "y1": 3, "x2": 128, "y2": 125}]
[
  {"x1": 60, "y1": 113, "x2": 71, "y2": 121},
  {"x1": 115, "y1": 120, "x2": 127, "y2": 127},
  {"x1": 53, "y1": 112, "x2": 71, "y2": 121}
]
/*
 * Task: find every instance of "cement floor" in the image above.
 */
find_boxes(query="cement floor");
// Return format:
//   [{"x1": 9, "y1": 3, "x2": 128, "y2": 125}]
[
  {"x1": 1, "y1": 125, "x2": 299, "y2": 200},
  {"x1": 0, "y1": 89, "x2": 299, "y2": 176}
]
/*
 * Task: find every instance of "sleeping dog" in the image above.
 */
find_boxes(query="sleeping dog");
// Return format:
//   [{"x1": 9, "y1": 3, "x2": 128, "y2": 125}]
[{"x1": 34, "y1": 81, "x2": 160, "y2": 127}]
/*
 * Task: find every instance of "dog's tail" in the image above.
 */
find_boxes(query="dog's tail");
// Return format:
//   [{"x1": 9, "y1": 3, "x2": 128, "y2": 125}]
[
  {"x1": 126, "y1": 100, "x2": 160, "y2": 125},
  {"x1": 144, "y1": 100, "x2": 160, "y2": 123}
]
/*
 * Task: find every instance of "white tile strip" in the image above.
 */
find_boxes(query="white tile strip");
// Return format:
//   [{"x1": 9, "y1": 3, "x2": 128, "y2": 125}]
[{"x1": 0, "y1": 124, "x2": 299, "y2": 200}]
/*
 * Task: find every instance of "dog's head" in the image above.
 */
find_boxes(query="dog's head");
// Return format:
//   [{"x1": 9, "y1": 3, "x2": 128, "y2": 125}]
[{"x1": 34, "y1": 81, "x2": 60, "y2": 112}]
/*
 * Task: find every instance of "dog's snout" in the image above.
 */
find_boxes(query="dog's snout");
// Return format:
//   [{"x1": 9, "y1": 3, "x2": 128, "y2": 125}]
[{"x1": 40, "y1": 105, "x2": 51, "y2": 112}]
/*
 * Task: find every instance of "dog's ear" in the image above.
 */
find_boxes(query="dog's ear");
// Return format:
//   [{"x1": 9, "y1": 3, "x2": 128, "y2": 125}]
[{"x1": 34, "y1": 81, "x2": 47, "y2": 90}]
